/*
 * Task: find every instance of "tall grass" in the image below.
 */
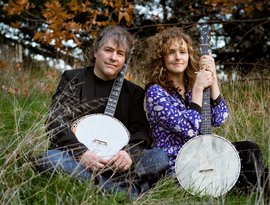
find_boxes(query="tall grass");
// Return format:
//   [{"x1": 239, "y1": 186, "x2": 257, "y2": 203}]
[
  {"x1": 218, "y1": 79, "x2": 270, "y2": 160},
  {"x1": 0, "y1": 61, "x2": 269, "y2": 204}
]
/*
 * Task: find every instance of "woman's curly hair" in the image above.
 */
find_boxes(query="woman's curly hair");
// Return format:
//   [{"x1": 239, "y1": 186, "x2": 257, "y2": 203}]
[{"x1": 145, "y1": 27, "x2": 200, "y2": 93}]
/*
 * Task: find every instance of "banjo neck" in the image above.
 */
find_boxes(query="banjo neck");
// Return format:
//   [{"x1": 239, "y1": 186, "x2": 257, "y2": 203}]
[
  {"x1": 104, "y1": 49, "x2": 133, "y2": 117},
  {"x1": 199, "y1": 24, "x2": 212, "y2": 135},
  {"x1": 201, "y1": 88, "x2": 212, "y2": 135},
  {"x1": 104, "y1": 66, "x2": 127, "y2": 117}
]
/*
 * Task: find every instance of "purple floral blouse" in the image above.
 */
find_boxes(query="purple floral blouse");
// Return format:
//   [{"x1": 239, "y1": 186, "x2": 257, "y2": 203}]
[{"x1": 145, "y1": 84, "x2": 229, "y2": 171}]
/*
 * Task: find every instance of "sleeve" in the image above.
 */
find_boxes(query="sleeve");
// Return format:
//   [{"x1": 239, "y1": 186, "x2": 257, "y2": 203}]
[
  {"x1": 210, "y1": 95, "x2": 229, "y2": 126},
  {"x1": 46, "y1": 71, "x2": 88, "y2": 158},
  {"x1": 146, "y1": 85, "x2": 202, "y2": 139}
]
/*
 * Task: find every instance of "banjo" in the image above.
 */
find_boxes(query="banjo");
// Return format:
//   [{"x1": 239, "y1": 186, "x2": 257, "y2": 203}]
[
  {"x1": 175, "y1": 24, "x2": 241, "y2": 197},
  {"x1": 71, "y1": 52, "x2": 133, "y2": 160}
]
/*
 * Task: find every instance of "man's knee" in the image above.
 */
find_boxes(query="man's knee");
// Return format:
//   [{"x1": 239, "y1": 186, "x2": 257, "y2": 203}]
[
  {"x1": 38, "y1": 149, "x2": 64, "y2": 171},
  {"x1": 136, "y1": 148, "x2": 169, "y2": 178},
  {"x1": 153, "y1": 148, "x2": 169, "y2": 170}
]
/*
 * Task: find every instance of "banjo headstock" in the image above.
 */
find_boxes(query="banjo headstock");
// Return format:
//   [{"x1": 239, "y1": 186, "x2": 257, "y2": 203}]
[{"x1": 198, "y1": 24, "x2": 211, "y2": 56}]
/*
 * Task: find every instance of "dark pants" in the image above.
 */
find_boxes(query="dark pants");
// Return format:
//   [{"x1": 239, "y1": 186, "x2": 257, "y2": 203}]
[
  {"x1": 37, "y1": 148, "x2": 169, "y2": 198},
  {"x1": 233, "y1": 141, "x2": 269, "y2": 194}
]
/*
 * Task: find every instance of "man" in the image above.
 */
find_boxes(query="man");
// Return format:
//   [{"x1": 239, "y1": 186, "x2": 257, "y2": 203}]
[{"x1": 38, "y1": 25, "x2": 168, "y2": 198}]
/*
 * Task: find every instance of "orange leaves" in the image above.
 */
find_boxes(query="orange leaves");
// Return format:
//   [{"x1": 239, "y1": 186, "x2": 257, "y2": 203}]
[
  {"x1": 33, "y1": 31, "x2": 43, "y2": 41},
  {"x1": 118, "y1": 4, "x2": 134, "y2": 26},
  {"x1": 104, "y1": 0, "x2": 134, "y2": 26},
  {"x1": 65, "y1": 21, "x2": 81, "y2": 33},
  {"x1": 4, "y1": 0, "x2": 32, "y2": 15},
  {"x1": 11, "y1": 21, "x2": 21, "y2": 29},
  {"x1": 33, "y1": 0, "x2": 79, "y2": 49},
  {"x1": 204, "y1": 0, "x2": 264, "y2": 17},
  {"x1": 67, "y1": 0, "x2": 93, "y2": 13},
  {"x1": 5, "y1": 0, "x2": 135, "y2": 52},
  {"x1": 254, "y1": 2, "x2": 264, "y2": 11},
  {"x1": 245, "y1": 5, "x2": 254, "y2": 17},
  {"x1": 36, "y1": 0, "x2": 134, "y2": 50},
  {"x1": 43, "y1": 1, "x2": 73, "y2": 24}
]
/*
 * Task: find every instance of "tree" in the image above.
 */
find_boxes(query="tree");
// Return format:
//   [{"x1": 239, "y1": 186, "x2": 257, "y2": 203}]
[
  {"x1": 1, "y1": 0, "x2": 135, "y2": 64},
  {"x1": 132, "y1": 0, "x2": 270, "y2": 77},
  {"x1": 1, "y1": 0, "x2": 269, "y2": 77}
]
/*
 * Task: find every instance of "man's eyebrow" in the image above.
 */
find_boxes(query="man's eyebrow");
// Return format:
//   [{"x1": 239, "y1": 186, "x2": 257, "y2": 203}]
[
  {"x1": 103, "y1": 46, "x2": 126, "y2": 52},
  {"x1": 118, "y1": 49, "x2": 126, "y2": 53},
  {"x1": 103, "y1": 46, "x2": 114, "y2": 49}
]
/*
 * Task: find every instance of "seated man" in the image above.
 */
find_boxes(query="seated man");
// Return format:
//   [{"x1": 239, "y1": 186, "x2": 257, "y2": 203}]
[{"x1": 37, "y1": 25, "x2": 168, "y2": 199}]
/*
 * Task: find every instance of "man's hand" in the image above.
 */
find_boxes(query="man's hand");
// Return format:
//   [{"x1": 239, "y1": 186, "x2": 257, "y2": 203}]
[
  {"x1": 80, "y1": 150, "x2": 109, "y2": 171},
  {"x1": 108, "y1": 150, "x2": 132, "y2": 171}
]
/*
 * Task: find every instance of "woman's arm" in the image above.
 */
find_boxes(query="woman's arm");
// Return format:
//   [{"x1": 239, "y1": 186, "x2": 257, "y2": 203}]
[{"x1": 146, "y1": 85, "x2": 201, "y2": 139}]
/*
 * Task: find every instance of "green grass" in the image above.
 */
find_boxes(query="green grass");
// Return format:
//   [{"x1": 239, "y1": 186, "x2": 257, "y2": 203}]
[
  {"x1": 0, "y1": 63, "x2": 269, "y2": 204},
  {"x1": 217, "y1": 80, "x2": 270, "y2": 160}
]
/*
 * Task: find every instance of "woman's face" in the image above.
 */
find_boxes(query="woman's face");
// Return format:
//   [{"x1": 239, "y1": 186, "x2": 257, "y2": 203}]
[{"x1": 164, "y1": 39, "x2": 189, "y2": 76}]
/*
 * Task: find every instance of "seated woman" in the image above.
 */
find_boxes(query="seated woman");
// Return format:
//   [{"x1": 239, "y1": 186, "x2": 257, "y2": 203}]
[{"x1": 144, "y1": 27, "x2": 268, "y2": 195}]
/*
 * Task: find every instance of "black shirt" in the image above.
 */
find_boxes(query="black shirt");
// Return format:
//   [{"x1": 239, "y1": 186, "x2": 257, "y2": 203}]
[{"x1": 93, "y1": 74, "x2": 114, "y2": 98}]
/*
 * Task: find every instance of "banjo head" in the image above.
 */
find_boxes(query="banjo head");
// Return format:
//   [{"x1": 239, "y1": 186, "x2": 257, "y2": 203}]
[
  {"x1": 175, "y1": 134, "x2": 241, "y2": 197},
  {"x1": 71, "y1": 114, "x2": 130, "y2": 159}
]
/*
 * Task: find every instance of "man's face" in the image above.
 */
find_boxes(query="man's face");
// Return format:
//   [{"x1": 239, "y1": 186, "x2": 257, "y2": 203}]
[{"x1": 94, "y1": 38, "x2": 126, "y2": 80}]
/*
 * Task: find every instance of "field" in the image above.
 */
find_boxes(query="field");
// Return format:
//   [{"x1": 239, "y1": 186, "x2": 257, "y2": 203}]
[{"x1": 0, "y1": 61, "x2": 269, "y2": 204}]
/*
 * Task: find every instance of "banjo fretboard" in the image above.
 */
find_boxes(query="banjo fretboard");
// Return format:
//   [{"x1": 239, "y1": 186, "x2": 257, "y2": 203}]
[{"x1": 199, "y1": 24, "x2": 212, "y2": 135}]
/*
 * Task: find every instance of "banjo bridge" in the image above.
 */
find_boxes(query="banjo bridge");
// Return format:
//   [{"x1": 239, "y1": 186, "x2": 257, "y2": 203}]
[
  {"x1": 199, "y1": 168, "x2": 214, "y2": 173},
  {"x1": 92, "y1": 139, "x2": 108, "y2": 146}
]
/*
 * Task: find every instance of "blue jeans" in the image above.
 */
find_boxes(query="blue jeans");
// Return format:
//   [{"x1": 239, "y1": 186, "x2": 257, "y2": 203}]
[{"x1": 38, "y1": 148, "x2": 168, "y2": 198}]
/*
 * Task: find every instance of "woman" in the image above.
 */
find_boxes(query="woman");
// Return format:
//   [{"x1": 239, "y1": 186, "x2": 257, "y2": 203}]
[
  {"x1": 144, "y1": 27, "x2": 268, "y2": 194},
  {"x1": 145, "y1": 27, "x2": 227, "y2": 171}
]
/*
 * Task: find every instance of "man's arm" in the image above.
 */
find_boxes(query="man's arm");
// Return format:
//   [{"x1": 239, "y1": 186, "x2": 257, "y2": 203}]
[{"x1": 46, "y1": 70, "x2": 88, "y2": 157}]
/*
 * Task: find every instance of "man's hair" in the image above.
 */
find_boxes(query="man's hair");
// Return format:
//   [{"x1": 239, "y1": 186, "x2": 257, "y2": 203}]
[{"x1": 93, "y1": 26, "x2": 134, "y2": 60}]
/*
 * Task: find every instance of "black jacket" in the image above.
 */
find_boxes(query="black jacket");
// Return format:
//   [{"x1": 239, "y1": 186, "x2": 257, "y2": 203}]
[{"x1": 46, "y1": 67, "x2": 152, "y2": 161}]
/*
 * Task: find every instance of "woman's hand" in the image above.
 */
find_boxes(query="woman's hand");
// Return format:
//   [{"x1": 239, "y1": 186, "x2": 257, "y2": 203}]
[
  {"x1": 192, "y1": 54, "x2": 221, "y2": 106},
  {"x1": 199, "y1": 54, "x2": 217, "y2": 81},
  {"x1": 194, "y1": 69, "x2": 214, "y2": 91},
  {"x1": 198, "y1": 54, "x2": 220, "y2": 100}
]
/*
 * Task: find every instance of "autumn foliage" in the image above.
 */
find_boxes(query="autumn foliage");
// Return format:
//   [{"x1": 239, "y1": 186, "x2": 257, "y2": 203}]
[
  {"x1": 4, "y1": 0, "x2": 267, "y2": 52},
  {"x1": 4, "y1": 0, "x2": 135, "y2": 51},
  {"x1": 204, "y1": 0, "x2": 264, "y2": 16},
  {"x1": 2, "y1": 0, "x2": 269, "y2": 77}
]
